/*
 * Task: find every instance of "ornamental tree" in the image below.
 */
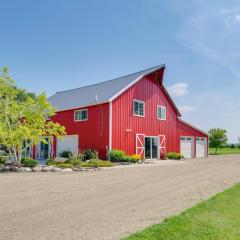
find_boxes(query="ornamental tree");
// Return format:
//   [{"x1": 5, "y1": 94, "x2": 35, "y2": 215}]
[
  {"x1": 209, "y1": 128, "x2": 228, "y2": 154},
  {"x1": 0, "y1": 67, "x2": 65, "y2": 164}
]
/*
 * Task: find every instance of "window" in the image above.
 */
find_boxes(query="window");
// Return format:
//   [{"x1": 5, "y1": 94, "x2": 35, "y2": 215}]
[
  {"x1": 74, "y1": 109, "x2": 88, "y2": 121},
  {"x1": 45, "y1": 115, "x2": 51, "y2": 121},
  {"x1": 157, "y1": 106, "x2": 166, "y2": 120},
  {"x1": 133, "y1": 100, "x2": 144, "y2": 117}
]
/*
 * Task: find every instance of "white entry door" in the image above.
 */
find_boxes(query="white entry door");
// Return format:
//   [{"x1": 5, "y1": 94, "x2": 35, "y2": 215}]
[
  {"x1": 196, "y1": 137, "x2": 207, "y2": 157},
  {"x1": 57, "y1": 135, "x2": 79, "y2": 156},
  {"x1": 180, "y1": 137, "x2": 194, "y2": 158}
]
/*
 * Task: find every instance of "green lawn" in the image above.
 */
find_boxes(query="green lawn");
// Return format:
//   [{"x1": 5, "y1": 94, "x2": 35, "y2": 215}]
[
  {"x1": 123, "y1": 183, "x2": 240, "y2": 240},
  {"x1": 209, "y1": 147, "x2": 240, "y2": 155}
]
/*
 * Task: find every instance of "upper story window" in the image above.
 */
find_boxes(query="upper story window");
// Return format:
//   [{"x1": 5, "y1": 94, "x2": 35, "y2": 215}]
[
  {"x1": 133, "y1": 100, "x2": 145, "y2": 117},
  {"x1": 74, "y1": 109, "x2": 88, "y2": 121},
  {"x1": 157, "y1": 105, "x2": 166, "y2": 120}
]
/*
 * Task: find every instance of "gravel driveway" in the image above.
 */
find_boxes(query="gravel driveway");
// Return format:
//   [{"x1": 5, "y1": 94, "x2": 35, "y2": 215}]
[{"x1": 1, "y1": 155, "x2": 240, "y2": 240}]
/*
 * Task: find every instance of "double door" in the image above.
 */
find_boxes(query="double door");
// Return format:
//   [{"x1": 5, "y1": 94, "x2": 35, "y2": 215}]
[{"x1": 145, "y1": 137, "x2": 159, "y2": 159}]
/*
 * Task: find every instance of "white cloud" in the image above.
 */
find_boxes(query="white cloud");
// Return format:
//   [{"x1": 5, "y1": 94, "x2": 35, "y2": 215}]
[
  {"x1": 167, "y1": 82, "x2": 188, "y2": 97},
  {"x1": 178, "y1": 105, "x2": 197, "y2": 113},
  {"x1": 176, "y1": 1, "x2": 240, "y2": 78},
  {"x1": 225, "y1": 14, "x2": 240, "y2": 27}
]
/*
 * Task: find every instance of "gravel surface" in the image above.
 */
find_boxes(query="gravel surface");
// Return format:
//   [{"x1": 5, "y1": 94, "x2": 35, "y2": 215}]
[{"x1": 1, "y1": 155, "x2": 240, "y2": 240}]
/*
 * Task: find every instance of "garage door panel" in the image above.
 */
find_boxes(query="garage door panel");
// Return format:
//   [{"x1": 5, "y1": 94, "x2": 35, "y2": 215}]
[
  {"x1": 196, "y1": 137, "x2": 207, "y2": 157},
  {"x1": 180, "y1": 137, "x2": 193, "y2": 159},
  {"x1": 57, "y1": 135, "x2": 79, "y2": 156}
]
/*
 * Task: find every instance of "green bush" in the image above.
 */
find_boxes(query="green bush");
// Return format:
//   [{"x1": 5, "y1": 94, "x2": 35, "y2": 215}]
[
  {"x1": 110, "y1": 150, "x2": 139, "y2": 163},
  {"x1": 80, "y1": 159, "x2": 113, "y2": 168},
  {"x1": 0, "y1": 150, "x2": 8, "y2": 164},
  {"x1": 60, "y1": 150, "x2": 73, "y2": 158},
  {"x1": 82, "y1": 149, "x2": 99, "y2": 161},
  {"x1": 46, "y1": 159, "x2": 56, "y2": 166},
  {"x1": 110, "y1": 149, "x2": 126, "y2": 162},
  {"x1": 21, "y1": 158, "x2": 38, "y2": 167},
  {"x1": 56, "y1": 163, "x2": 73, "y2": 168},
  {"x1": 166, "y1": 152, "x2": 182, "y2": 160},
  {"x1": 65, "y1": 158, "x2": 82, "y2": 167}
]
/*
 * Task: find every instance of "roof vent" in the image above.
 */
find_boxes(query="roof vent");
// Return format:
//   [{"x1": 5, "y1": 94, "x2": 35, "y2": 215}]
[{"x1": 95, "y1": 94, "x2": 98, "y2": 102}]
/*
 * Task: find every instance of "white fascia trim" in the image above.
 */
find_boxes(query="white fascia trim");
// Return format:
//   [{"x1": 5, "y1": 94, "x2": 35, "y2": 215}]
[
  {"x1": 109, "y1": 75, "x2": 144, "y2": 102},
  {"x1": 109, "y1": 101, "x2": 112, "y2": 151},
  {"x1": 179, "y1": 118, "x2": 209, "y2": 136},
  {"x1": 109, "y1": 64, "x2": 165, "y2": 102},
  {"x1": 55, "y1": 101, "x2": 109, "y2": 113}
]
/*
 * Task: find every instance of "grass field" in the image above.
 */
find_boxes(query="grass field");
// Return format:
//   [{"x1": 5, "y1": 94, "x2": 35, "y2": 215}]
[
  {"x1": 123, "y1": 183, "x2": 240, "y2": 240},
  {"x1": 209, "y1": 147, "x2": 240, "y2": 155}
]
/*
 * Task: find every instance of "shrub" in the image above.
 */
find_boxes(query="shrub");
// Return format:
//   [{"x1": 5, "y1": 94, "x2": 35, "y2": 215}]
[
  {"x1": 110, "y1": 149, "x2": 126, "y2": 162},
  {"x1": 60, "y1": 150, "x2": 73, "y2": 158},
  {"x1": 230, "y1": 144, "x2": 235, "y2": 149},
  {"x1": 21, "y1": 158, "x2": 38, "y2": 167},
  {"x1": 80, "y1": 159, "x2": 113, "y2": 168},
  {"x1": 0, "y1": 150, "x2": 8, "y2": 164},
  {"x1": 56, "y1": 163, "x2": 73, "y2": 168},
  {"x1": 46, "y1": 159, "x2": 56, "y2": 166},
  {"x1": 166, "y1": 152, "x2": 182, "y2": 160},
  {"x1": 130, "y1": 154, "x2": 140, "y2": 163},
  {"x1": 65, "y1": 158, "x2": 82, "y2": 167},
  {"x1": 82, "y1": 149, "x2": 99, "y2": 161}
]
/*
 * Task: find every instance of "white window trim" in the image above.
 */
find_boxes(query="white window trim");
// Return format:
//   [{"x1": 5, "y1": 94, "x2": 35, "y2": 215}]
[
  {"x1": 74, "y1": 109, "x2": 88, "y2": 122},
  {"x1": 157, "y1": 105, "x2": 167, "y2": 120},
  {"x1": 133, "y1": 99, "x2": 145, "y2": 117}
]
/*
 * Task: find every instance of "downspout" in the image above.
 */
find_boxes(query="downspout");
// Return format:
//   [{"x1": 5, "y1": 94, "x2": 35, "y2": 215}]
[{"x1": 108, "y1": 101, "x2": 112, "y2": 159}]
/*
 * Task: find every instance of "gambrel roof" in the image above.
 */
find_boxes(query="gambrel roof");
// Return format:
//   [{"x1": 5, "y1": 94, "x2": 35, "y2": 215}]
[{"x1": 48, "y1": 64, "x2": 181, "y2": 116}]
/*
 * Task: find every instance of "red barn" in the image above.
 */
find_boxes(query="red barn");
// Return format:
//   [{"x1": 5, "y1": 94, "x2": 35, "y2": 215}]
[{"x1": 37, "y1": 65, "x2": 208, "y2": 161}]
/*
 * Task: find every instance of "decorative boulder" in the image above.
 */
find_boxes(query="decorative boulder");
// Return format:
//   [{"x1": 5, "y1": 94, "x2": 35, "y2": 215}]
[
  {"x1": 11, "y1": 166, "x2": 19, "y2": 172},
  {"x1": 22, "y1": 167, "x2": 32, "y2": 172},
  {"x1": 42, "y1": 166, "x2": 53, "y2": 172},
  {"x1": 61, "y1": 168, "x2": 73, "y2": 172},
  {"x1": 52, "y1": 167, "x2": 61, "y2": 172},
  {"x1": 32, "y1": 166, "x2": 43, "y2": 172}
]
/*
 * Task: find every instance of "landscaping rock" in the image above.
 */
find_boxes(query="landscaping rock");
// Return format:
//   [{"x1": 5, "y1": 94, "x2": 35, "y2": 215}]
[
  {"x1": 72, "y1": 167, "x2": 81, "y2": 171},
  {"x1": 52, "y1": 167, "x2": 61, "y2": 172},
  {"x1": 42, "y1": 166, "x2": 53, "y2": 172},
  {"x1": 4, "y1": 165, "x2": 12, "y2": 171},
  {"x1": 0, "y1": 165, "x2": 6, "y2": 172},
  {"x1": 11, "y1": 166, "x2": 19, "y2": 172},
  {"x1": 21, "y1": 167, "x2": 32, "y2": 172},
  {"x1": 32, "y1": 166, "x2": 43, "y2": 172},
  {"x1": 80, "y1": 167, "x2": 98, "y2": 171},
  {"x1": 61, "y1": 168, "x2": 73, "y2": 172}
]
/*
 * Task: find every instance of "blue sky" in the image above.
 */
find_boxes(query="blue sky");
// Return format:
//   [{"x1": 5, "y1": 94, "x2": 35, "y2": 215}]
[{"x1": 0, "y1": 0, "x2": 239, "y2": 142}]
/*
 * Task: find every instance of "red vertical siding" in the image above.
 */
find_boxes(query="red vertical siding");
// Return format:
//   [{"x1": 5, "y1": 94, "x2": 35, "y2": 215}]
[
  {"x1": 51, "y1": 103, "x2": 109, "y2": 159},
  {"x1": 177, "y1": 121, "x2": 208, "y2": 157},
  {"x1": 111, "y1": 71, "x2": 208, "y2": 158},
  {"x1": 112, "y1": 73, "x2": 180, "y2": 156}
]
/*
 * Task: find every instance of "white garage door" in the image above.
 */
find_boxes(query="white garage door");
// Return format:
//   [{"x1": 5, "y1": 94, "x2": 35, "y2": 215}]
[
  {"x1": 180, "y1": 137, "x2": 194, "y2": 159},
  {"x1": 196, "y1": 137, "x2": 207, "y2": 158},
  {"x1": 57, "y1": 135, "x2": 79, "y2": 156}
]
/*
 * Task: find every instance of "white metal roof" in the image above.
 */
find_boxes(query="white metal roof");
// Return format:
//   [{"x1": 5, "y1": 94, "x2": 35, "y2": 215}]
[{"x1": 48, "y1": 65, "x2": 165, "y2": 111}]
